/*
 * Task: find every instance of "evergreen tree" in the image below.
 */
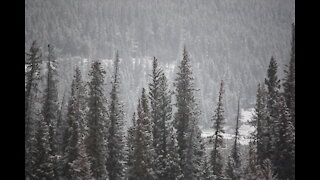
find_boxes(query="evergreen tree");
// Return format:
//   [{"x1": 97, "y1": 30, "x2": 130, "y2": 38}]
[
  {"x1": 261, "y1": 159, "x2": 278, "y2": 180},
  {"x1": 202, "y1": 155, "x2": 214, "y2": 180},
  {"x1": 264, "y1": 56, "x2": 281, "y2": 165},
  {"x1": 42, "y1": 44, "x2": 60, "y2": 178},
  {"x1": 173, "y1": 47, "x2": 203, "y2": 179},
  {"x1": 225, "y1": 98, "x2": 241, "y2": 180},
  {"x1": 165, "y1": 126, "x2": 184, "y2": 180},
  {"x1": 85, "y1": 60, "x2": 109, "y2": 179},
  {"x1": 249, "y1": 84, "x2": 269, "y2": 164},
  {"x1": 244, "y1": 141, "x2": 261, "y2": 180},
  {"x1": 62, "y1": 67, "x2": 92, "y2": 179},
  {"x1": 149, "y1": 57, "x2": 163, "y2": 152},
  {"x1": 126, "y1": 112, "x2": 137, "y2": 180},
  {"x1": 32, "y1": 115, "x2": 55, "y2": 179},
  {"x1": 149, "y1": 57, "x2": 182, "y2": 179},
  {"x1": 25, "y1": 40, "x2": 42, "y2": 141},
  {"x1": 210, "y1": 80, "x2": 226, "y2": 180},
  {"x1": 25, "y1": 40, "x2": 42, "y2": 178},
  {"x1": 131, "y1": 88, "x2": 155, "y2": 180},
  {"x1": 68, "y1": 138, "x2": 93, "y2": 180},
  {"x1": 273, "y1": 97, "x2": 295, "y2": 180},
  {"x1": 283, "y1": 23, "x2": 295, "y2": 127},
  {"x1": 106, "y1": 51, "x2": 126, "y2": 180}
]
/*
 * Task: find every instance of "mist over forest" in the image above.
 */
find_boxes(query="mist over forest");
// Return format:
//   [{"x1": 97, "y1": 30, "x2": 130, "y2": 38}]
[
  {"x1": 25, "y1": 0, "x2": 295, "y2": 128},
  {"x1": 25, "y1": 0, "x2": 295, "y2": 179}
]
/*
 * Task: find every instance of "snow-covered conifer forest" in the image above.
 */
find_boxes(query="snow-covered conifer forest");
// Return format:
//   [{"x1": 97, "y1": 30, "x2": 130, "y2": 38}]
[{"x1": 25, "y1": 0, "x2": 295, "y2": 179}]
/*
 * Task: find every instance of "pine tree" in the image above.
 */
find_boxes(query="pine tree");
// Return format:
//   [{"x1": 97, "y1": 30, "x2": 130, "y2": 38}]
[
  {"x1": 25, "y1": 40, "x2": 42, "y2": 141},
  {"x1": 273, "y1": 97, "x2": 295, "y2": 180},
  {"x1": 62, "y1": 67, "x2": 92, "y2": 179},
  {"x1": 283, "y1": 23, "x2": 295, "y2": 127},
  {"x1": 149, "y1": 57, "x2": 163, "y2": 152},
  {"x1": 148, "y1": 57, "x2": 164, "y2": 178},
  {"x1": 249, "y1": 83, "x2": 270, "y2": 166},
  {"x1": 32, "y1": 115, "x2": 55, "y2": 179},
  {"x1": 173, "y1": 47, "x2": 203, "y2": 179},
  {"x1": 264, "y1": 56, "x2": 281, "y2": 165},
  {"x1": 126, "y1": 112, "x2": 137, "y2": 180},
  {"x1": 165, "y1": 126, "x2": 183, "y2": 180},
  {"x1": 25, "y1": 40, "x2": 42, "y2": 178},
  {"x1": 149, "y1": 57, "x2": 182, "y2": 180},
  {"x1": 68, "y1": 138, "x2": 93, "y2": 180},
  {"x1": 261, "y1": 159, "x2": 278, "y2": 180},
  {"x1": 202, "y1": 155, "x2": 214, "y2": 180},
  {"x1": 244, "y1": 141, "x2": 261, "y2": 180},
  {"x1": 42, "y1": 44, "x2": 60, "y2": 178},
  {"x1": 210, "y1": 80, "x2": 226, "y2": 180},
  {"x1": 85, "y1": 60, "x2": 109, "y2": 179},
  {"x1": 131, "y1": 88, "x2": 155, "y2": 180},
  {"x1": 190, "y1": 125, "x2": 206, "y2": 179},
  {"x1": 106, "y1": 51, "x2": 126, "y2": 180},
  {"x1": 225, "y1": 98, "x2": 241, "y2": 180}
]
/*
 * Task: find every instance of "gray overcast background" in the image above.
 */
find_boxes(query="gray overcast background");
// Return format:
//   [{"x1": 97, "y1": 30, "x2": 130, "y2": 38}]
[{"x1": 25, "y1": 0, "x2": 295, "y2": 130}]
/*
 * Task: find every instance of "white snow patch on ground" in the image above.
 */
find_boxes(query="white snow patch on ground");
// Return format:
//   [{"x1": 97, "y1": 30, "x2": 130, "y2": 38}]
[{"x1": 201, "y1": 108, "x2": 255, "y2": 145}]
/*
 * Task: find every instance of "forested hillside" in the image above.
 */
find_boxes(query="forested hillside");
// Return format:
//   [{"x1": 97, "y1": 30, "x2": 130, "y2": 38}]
[
  {"x1": 25, "y1": 1, "x2": 295, "y2": 179},
  {"x1": 25, "y1": 0, "x2": 295, "y2": 128}
]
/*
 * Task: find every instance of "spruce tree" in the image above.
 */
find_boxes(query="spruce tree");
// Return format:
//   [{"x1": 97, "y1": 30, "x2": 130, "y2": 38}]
[
  {"x1": 126, "y1": 112, "x2": 137, "y2": 180},
  {"x1": 25, "y1": 40, "x2": 42, "y2": 141},
  {"x1": 210, "y1": 80, "x2": 226, "y2": 180},
  {"x1": 85, "y1": 60, "x2": 109, "y2": 179},
  {"x1": 173, "y1": 47, "x2": 203, "y2": 179},
  {"x1": 273, "y1": 96, "x2": 295, "y2": 180},
  {"x1": 249, "y1": 84, "x2": 269, "y2": 164},
  {"x1": 225, "y1": 98, "x2": 241, "y2": 180},
  {"x1": 149, "y1": 57, "x2": 182, "y2": 179},
  {"x1": 106, "y1": 51, "x2": 126, "y2": 180},
  {"x1": 202, "y1": 155, "x2": 214, "y2": 180},
  {"x1": 283, "y1": 23, "x2": 295, "y2": 127},
  {"x1": 32, "y1": 115, "x2": 55, "y2": 179},
  {"x1": 244, "y1": 141, "x2": 261, "y2": 180},
  {"x1": 261, "y1": 159, "x2": 278, "y2": 180},
  {"x1": 68, "y1": 138, "x2": 93, "y2": 180},
  {"x1": 165, "y1": 126, "x2": 183, "y2": 180},
  {"x1": 25, "y1": 40, "x2": 42, "y2": 178},
  {"x1": 131, "y1": 88, "x2": 154, "y2": 180},
  {"x1": 264, "y1": 56, "x2": 281, "y2": 166},
  {"x1": 62, "y1": 67, "x2": 92, "y2": 179},
  {"x1": 42, "y1": 44, "x2": 60, "y2": 178},
  {"x1": 149, "y1": 57, "x2": 163, "y2": 152}
]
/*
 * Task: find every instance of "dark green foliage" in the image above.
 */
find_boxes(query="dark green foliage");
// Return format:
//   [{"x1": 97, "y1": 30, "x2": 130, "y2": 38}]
[
  {"x1": 32, "y1": 116, "x2": 55, "y2": 179},
  {"x1": 149, "y1": 57, "x2": 182, "y2": 180},
  {"x1": 130, "y1": 89, "x2": 155, "y2": 180},
  {"x1": 202, "y1": 156, "x2": 213, "y2": 180},
  {"x1": 244, "y1": 141, "x2": 261, "y2": 180},
  {"x1": 126, "y1": 113, "x2": 137, "y2": 180},
  {"x1": 225, "y1": 98, "x2": 241, "y2": 180},
  {"x1": 210, "y1": 80, "x2": 225, "y2": 180},
  {"x1": 283, "y1": 23, "x2": 295, "y2": 127},
  {"x1": 173, "y1": 47, "x2": 203, "y2": 179},
  {"x1": 41, "y1": 44, "x2": 60, "y2": 178},
  {"x1": 25, "y1": 40, "x2": 43, "y2": 178},
  {"x1": 85, "y1": 60, "x2": 109, "y2": 179},
  {"x1": 273, "y1": 97, "x2": 295, "y2": 180},
  {"x1": 249, "y1": 84, "x2": 269, "y2": 164},
  {"x1": 264, "y1": 56, "x2": 281, "y2": 165},
  {"x1": 106, "y1": 51, "x2": 126, "y2": 179},
  {"x1": 62, "y1": 67, "x2": 92, "y2": 179}
]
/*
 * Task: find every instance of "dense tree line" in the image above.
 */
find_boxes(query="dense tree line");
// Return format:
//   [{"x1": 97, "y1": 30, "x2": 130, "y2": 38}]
[
  {"x1": 25, "y1": 24, "x2": 294, "y2": 180},
  {"x1": 26, "y1": 0, "x2": 295, "y2": 130}
]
